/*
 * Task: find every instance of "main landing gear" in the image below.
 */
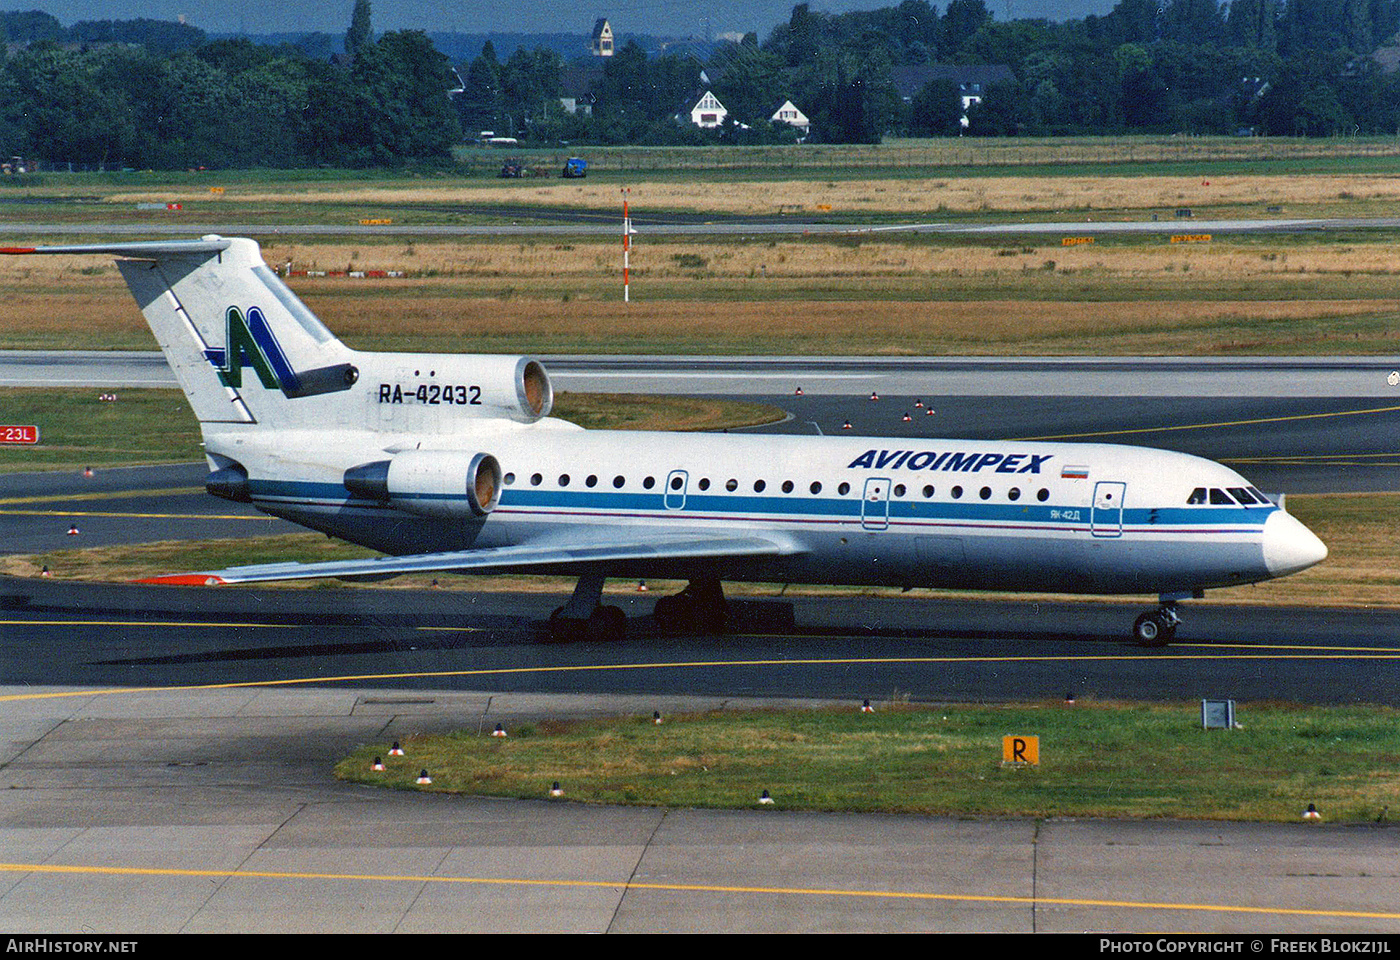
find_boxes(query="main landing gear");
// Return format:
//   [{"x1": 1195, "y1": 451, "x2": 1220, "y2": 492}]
[
  {"x1": 1132, "y1": 601, "x2": 1182, "y2": 647},
  {"x1": 546, "y1": 576, "x2": 732, "y2": 642},
  {"x1": 652, "y1": 578, "x2": 730, "y2": 635},
  {"x1": 548, "y1": 573, "x2": 627, "y2": 642}
]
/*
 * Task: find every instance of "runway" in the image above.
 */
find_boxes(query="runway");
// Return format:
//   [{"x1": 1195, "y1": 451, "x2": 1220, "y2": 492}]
[
  {"x1": 9, "y1": 350, "x2": 1399, "y2": 396},
  {"x1": 7, "y1": 213, "x2": 1400, "y2": 238},
  {"x1": 3, "y1": 351, "x2": 1399, "y2": 932}
]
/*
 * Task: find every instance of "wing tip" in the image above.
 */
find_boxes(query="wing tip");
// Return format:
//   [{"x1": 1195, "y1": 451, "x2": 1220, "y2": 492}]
[
  {"x1": 0, "y1": 247, "x2": 37, "y2": 255},
  {"x1": 134, "y1": 574, "x2": 228, "y2": 586}
]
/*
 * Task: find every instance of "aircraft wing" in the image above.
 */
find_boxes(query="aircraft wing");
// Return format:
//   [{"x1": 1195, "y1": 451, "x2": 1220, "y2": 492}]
[{"x1": 137, "y1": 532, "x2": 803, "y2": 586}]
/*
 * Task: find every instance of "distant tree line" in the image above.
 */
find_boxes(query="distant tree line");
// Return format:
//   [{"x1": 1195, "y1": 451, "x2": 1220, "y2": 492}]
[
  {"x1": 0, "y1": 4, "x2": 460, "y2": 169},
  {"x1": 461, "y1": 0, "x2": 1400, "y2": 144},
  {"x1": 5, "y1": 0, "x2": 1400, "y2": 169}
]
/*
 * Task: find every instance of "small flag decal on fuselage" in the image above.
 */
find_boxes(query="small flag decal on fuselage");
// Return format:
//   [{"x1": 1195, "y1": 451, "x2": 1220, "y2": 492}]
[{"x1": 1062, "y1": 465, "x2": 1089, "y2": 479}]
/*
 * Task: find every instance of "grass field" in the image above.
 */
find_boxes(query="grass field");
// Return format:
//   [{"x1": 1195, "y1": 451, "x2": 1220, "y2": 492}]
[
  {"x1": 4, "y1": 235, "x2": 1399, "y2": 354},
  {"x1": 335, "y1": 700, "x2": 1400, "y2": 823},
  {"x1": 5, "y1": 136, "x2": 1400, "y2": 355}
]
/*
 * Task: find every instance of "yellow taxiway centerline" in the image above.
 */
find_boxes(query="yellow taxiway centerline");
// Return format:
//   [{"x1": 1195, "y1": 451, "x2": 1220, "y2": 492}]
[
  {"x1": 0, "y1": 861, "x2": 1394, "y2": 921},
  {"x1": 0, "y1": 646, "x2": 1398, "y2": 703}
]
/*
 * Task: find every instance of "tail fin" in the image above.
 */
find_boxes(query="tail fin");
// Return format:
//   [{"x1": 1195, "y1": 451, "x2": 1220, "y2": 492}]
[{"x1": 5, "y1": 236, "x2": 356, "y2": 427}]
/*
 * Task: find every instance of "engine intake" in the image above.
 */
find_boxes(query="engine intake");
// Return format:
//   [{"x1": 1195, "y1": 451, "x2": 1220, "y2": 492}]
[{"x1": 343, "y1": 451, "x2": 501, "y2": 518}]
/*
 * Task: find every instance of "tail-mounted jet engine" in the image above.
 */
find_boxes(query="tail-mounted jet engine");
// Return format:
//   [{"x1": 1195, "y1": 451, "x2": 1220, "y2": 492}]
[
  {"x1": 371, "y1": 356, "x2": 554, "y2": 424},
  {"x1": 343, "y1": 451, "x2": 502, "y2": 518}
]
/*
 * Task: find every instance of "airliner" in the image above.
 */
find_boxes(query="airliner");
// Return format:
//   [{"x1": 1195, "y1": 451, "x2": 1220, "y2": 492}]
[{"x1": 3, "y1": 236, "x2": 1328, "y2": 645}]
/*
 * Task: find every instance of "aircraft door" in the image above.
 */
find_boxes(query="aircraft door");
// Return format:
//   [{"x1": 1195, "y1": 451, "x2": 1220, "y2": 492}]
[
  {"x1": 861, "y1": 477, "x2": 891, "y2": 530},
  {"x1": 664, "y1": 469, "x2": 689, "y2": 510},
  {"x1": 1091, "y1": 481, "x2": 1126, "y2": 538}
]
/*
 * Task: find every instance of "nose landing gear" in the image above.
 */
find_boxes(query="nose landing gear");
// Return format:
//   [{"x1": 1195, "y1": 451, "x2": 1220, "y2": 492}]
[{"x1": 1132, "y1": 602, "x2": 1181, "y2": 647}]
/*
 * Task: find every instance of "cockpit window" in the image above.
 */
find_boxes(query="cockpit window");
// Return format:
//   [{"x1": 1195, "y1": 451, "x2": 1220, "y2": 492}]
[
  {"x1": 1209, "y1": 488, "x2": 1235, "y2": 505},
  {"x1": 1228, "y1": 487, "x2": 1258, "y2": 505},
  {"x1": 1187, "y1": 487, "x2": 1207, "y2": 505},
  {"x1": 1248, "y1": 487, "x2": 1273, "y2": 505}
]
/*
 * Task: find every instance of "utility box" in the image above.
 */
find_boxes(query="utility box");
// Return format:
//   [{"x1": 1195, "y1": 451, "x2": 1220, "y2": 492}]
[
  {"x1": 562, "y1": 157, "x2": 588, "y2": 178},
  {"x1": 1201, "y1": 699, "x2": 1236, "y2": 730}
]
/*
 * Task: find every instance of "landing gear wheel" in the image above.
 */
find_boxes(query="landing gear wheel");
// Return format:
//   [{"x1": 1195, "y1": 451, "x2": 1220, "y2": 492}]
[
  {"x1": 653, "y1": 580, "x2": 729, "y2": 635},
  {"x1": 1132, "y1": 611, "x2": 1176, "y2": 647},
  {"x1": 547, "y1": 606, "x2": 582, "y2": 643},
  {"x1": 586, "y1": 604, "x2": 626, "y2": 643}
]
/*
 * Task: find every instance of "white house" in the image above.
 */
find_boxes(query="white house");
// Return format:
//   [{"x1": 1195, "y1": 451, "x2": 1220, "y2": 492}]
[
  {"x1": 689, "y1": 91, "x2": 728, "y2": 128},
  {"x1": 770, "y1": 100, "x2": 810, "y2": 136}
]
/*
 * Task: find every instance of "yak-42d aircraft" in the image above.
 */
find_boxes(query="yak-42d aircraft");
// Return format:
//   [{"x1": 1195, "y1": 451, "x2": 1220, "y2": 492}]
[{"x1": 5, "y1": 236, "x2": 1328, "y2": 645}]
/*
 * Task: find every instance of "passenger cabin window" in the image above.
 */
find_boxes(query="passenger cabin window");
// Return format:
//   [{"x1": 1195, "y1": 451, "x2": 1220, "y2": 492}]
[
  {"x1": 725, "y1": 479, "x2": 738, "y2": 492},
  {"x1": 782, "y1": 480, "x2": 794, "y2": 493},
  {"x1": 559, "y1": 474, "x2": 570, "y2": 486}
]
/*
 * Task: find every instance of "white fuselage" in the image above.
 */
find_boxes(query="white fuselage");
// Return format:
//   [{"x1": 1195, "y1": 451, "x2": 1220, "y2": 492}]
[{"x1": 208, "y1": 416, "x2": 1326, "y2": 599}]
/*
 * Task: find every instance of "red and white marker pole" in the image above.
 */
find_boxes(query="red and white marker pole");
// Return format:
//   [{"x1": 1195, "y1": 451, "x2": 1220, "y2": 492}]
[{"x1": 622, "y1": 187, "x2": 632, "y2": 303}]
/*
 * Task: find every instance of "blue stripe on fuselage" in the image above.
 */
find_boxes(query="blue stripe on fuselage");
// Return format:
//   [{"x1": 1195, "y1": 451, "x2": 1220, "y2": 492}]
[{"x1": 244, "y1": 479, "x2": 1274, "y2": 531}]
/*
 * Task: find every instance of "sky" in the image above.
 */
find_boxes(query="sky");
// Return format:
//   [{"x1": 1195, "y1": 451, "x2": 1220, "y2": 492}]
[{"x1": 1, "y1": 0, "x2": 1120, "y2": 41}]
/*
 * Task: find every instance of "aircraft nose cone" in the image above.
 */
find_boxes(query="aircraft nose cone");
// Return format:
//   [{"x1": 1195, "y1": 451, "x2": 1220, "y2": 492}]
[{"x1": 1262, "y1": 509, "x2": 1328, "y2": 578}]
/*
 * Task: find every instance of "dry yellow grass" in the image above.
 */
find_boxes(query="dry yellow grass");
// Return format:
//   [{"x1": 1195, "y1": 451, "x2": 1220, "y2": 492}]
[
  {"x1": 111, "y1": 174, "x2": 1400, "y2": 215},
  {"x1": 5, "y1": 237, "x2": 1398, "y2": 355},
  {"x1": 3, "y1": 285, "x2": 1393, "y2": 355},
  {"x1": 15, "y1": 237, "x2": 1400, "y2": 285}
]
